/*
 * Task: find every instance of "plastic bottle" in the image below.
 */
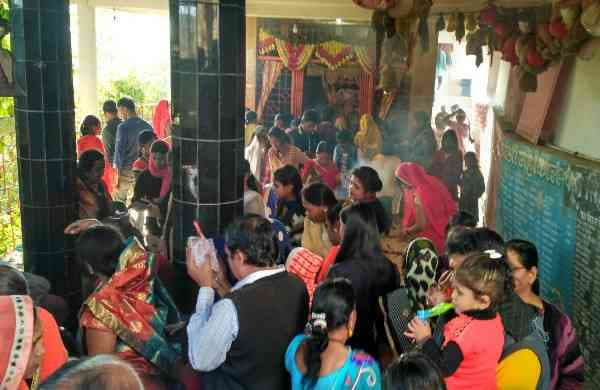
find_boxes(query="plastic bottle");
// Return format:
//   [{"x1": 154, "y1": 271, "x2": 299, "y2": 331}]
[{"x1": 416, "y1": 302, "x2": 455, "y2": 321}]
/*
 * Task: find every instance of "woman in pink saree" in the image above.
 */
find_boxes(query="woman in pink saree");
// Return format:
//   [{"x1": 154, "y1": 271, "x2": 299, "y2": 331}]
[{"x1": 394, "y1": 162, "x2": 457, "y2": 254}]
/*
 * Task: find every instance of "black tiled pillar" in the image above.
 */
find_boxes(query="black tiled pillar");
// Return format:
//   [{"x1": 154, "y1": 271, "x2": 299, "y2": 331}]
[
  {"x1": 170, "y1": 1, "x2": 245, "y2": 258},
  {"x1": 11, "y1": 1, "x2": 78, "y2": 296}
]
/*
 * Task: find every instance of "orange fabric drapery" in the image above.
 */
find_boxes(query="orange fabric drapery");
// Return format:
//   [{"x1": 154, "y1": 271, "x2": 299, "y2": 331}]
[
  {"x1": 359, "y1": 71, "x2": 375, "y2": 117},
  {"x1": 291, "y1": 70, "x2": 305, "y2": 118},
  {"x1": 355, "y1": 46, "x2": 377, "y2": 116},
  {"x1": 256, "y1": 60, "x2": 284, "y2": 122},
  {"x1": 275, "y1": 39, "x2": 314, "y2": 117}
]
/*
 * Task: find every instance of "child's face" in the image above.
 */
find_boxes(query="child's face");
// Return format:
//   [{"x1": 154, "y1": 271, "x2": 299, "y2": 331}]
[
  {"x1": 316, "y1": 152, "x2": 331, "y2": 166},
  {"x1": 451, "y1": 279, "x2": 490, "y2": 314},
  {"x1": 151, "y1": 152, "x2": 168, "y2": 170},
  {"x1": 274, "y1": 180, "x2": 293, "y2": 200},
  {"x1": 142, "y1": 143, "x2": 152, "y2": 158}
]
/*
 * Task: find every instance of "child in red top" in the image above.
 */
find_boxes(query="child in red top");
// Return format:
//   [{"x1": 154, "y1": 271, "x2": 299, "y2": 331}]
[
  {"x1": 406, "y1": 251, "x2": 506, "y2": 390},
  {"x1": 301, "y1": 141, "x2": 340, "y2": 191},
  {"x1": 133, "y1": 130, "x2": 157, "y2": 178}
]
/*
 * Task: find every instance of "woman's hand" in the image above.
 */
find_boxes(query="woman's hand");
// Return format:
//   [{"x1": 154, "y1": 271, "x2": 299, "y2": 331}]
[
  {"x1": 404, "y1": 317, "x2": 432, "y2": 343},
  {"x1": 64, "y1": 219, "x2": 102, "y2": 235}
]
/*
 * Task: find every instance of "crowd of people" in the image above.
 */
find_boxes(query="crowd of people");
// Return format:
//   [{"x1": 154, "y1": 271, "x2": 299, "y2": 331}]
[{"x1": 0, "y1": 101, "x2": 586, "y2": 389}]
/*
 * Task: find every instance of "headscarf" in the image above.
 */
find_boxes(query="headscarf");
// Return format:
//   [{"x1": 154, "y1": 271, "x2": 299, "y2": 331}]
[
  {"x1": 354, "y1": 114, "x2": 382, "y2": 161},
  {"x1": 395, "y1": 162, "x2": 457, "y2": 245},
  {"x1": 245, "y1": 126, "x2": 268, "y2": 179},
  {"x1": 0, "y1": 295, "x2": 34, "y2": 389},
  {"x1": 152, "y1": 100, "x2": 171, "y2": 139},
  {"x1": 77, "y1": 135, "x2": 114, "y2": 195},
  {"x1": 148, "y1": 140, "x2": 171, "y2": 199}
]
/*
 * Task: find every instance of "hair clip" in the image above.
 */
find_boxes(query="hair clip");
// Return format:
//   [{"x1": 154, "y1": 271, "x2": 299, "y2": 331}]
[
  {"x1": 311, "y1": 312, "x2": 327, "y2": 330},
  {"x1": 484, "y1": 249, "x2": 503, "y2": 259}
]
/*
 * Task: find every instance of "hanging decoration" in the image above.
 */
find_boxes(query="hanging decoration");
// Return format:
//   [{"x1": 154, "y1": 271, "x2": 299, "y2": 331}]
[
  {"x1": 436, "y1": 1, "x2": 593, "y2": 93},
  {"x1": 315, "y1": 41, "x2": 355, "y2": 70},
  {"x1": 581, "y1": 0, "x2": 600, "y2": 36},
  {"x1": 353, "y1": 0, "x2": 395, "y2": 10},
  {"x1": 258, "y1": 29, "x2": 276, "y2": 56},
  {"x1": 275, "y1": 39, "x2": 315, "y2": 71}
]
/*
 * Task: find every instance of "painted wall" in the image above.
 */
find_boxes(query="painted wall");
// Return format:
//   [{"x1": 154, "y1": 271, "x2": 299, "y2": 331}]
[{"x1": 553, "y1": 55, "x2": 600, "y2": 160}]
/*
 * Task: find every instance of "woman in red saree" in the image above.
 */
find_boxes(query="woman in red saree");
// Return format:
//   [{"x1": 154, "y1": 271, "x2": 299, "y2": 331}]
[
  {"x1": 395, "y1": 162, "x2": 457, "y2": 254},
  {"x1": 77, "y1": 225, "x2": 198, "y2": 389},
  {"x1": 77, "y1": 115, "x2": 115, "y2": 195}
]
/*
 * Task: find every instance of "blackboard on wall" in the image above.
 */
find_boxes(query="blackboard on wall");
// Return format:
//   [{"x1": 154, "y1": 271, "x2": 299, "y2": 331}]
[{"x1": 495, "y1": 135, "x2": 600, "y2": 386}]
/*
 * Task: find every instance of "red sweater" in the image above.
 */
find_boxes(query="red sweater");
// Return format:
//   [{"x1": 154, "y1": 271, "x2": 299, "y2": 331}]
[{"x1": 443, "y1": 314, "x2": 504, "y2": 390}]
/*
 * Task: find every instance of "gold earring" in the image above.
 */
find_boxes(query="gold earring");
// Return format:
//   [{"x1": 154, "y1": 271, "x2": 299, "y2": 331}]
[{"x1": 348, "y1": 327, "x2": 353, "y2": 338}]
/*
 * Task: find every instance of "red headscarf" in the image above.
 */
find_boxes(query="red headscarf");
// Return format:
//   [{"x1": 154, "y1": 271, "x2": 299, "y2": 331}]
[
  {"x1": 77, "y1": 135, "x2": 114, "y2": 195},
  {"x1": 395, "y1": 162, "x2": 457, "y2": 253},
  {"x1": 148, "y1": 140, "x2": 171, "y2": 199},
  {"x1": 152, "y1": 100, "x2": 171, "y2": 140}
]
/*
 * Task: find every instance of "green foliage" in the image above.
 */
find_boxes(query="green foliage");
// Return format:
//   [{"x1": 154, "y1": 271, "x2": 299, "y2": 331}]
[
  {"x1": 99, "y1": 73, "x2": 162, "y2": 108},
  {"x1": 0, "y1": 97, "x2": 14, "y2": 118},
  {"x1": 0, "y1": 0, "x2": 18, "y2": 257},
  {"x1": 0, "y1": 132, "x2": 20, "y2": 257}
]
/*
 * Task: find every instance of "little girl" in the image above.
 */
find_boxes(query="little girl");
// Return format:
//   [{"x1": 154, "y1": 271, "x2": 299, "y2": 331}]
[
  {"x1": 133, "y1": 130, "x2": 157, "y2": 178},
  {"x1": 459, "y1": 152, "x2": 485, "y2": 223},
  {"x1": 405, "y1": 251, "x2": 506, "y2": 389},
  {"x1": 301, "y1": 141, "x2": 340, "y2": 191}
]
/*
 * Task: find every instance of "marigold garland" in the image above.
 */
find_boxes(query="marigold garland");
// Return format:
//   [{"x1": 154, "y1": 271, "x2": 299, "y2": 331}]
[
  {"x1": 315, "y1": 41, "x2": 355, "y2": 70},
  {"x1": 275, "y1": 39, "x2": 315, "y2": 71}
]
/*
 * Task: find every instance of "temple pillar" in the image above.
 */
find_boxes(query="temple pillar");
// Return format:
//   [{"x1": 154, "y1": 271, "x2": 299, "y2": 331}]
[
  {"x1": 11, "y1": 0, "x2": 78, "y2": 296},
  {"x1": 169, "y1": 0, "x2": 245, "y2": 308},
  {"x1": 76, "y1": 1, "x2": 98, "y2": 117},
  {"x1": 246, "y1": 16, "x2": 257, "y2": 111}
]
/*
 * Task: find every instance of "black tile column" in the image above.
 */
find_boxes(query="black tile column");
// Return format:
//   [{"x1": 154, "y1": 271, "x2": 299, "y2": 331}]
[
  {"x1": 170, "y1": 0, "x2": 245, "y2": 302},
  {"x1": 11, "y1": 0, "x2": 78, "y2": 297}
]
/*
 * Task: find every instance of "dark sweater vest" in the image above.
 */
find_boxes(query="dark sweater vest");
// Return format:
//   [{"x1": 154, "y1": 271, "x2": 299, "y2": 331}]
[{"x1": 203, "y1": 271, "x2": 308, "y2": 390}]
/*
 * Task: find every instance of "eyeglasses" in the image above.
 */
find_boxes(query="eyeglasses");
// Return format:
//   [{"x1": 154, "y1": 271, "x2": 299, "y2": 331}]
[{"x1": 509, "y1": 266, "x2": 525, "y2": 273}]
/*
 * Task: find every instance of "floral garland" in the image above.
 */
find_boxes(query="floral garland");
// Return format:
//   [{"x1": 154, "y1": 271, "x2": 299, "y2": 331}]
[
  {"x1": 275, "y1": 39, "x2": 315, "y2": 71},
  {"x1": 354, "y1": 46, "x2": 376, "y2": 74},
  {"x1": 315, "y1": 41, "x2": 355, "y2": 70},
  {"x1": 258, "y1": 29, "x2": 276, "y2": 56}
]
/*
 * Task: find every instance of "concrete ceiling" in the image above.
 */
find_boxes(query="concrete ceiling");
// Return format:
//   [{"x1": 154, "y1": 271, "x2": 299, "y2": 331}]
[{"x1": 72, "y1": 0, "x2": 552, "y2": 21}]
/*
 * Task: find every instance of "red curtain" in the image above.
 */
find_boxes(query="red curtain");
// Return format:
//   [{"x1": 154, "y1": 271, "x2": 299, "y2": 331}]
[
  {"x1": 257, "y1": 61, "x2": 284, "y2": 122},
  {"x1": 291, "y1": 69, "x2": 305, "y2": 118},
  {"x1": 359, "y1": 71, "x2": 374, "y2": 117}
]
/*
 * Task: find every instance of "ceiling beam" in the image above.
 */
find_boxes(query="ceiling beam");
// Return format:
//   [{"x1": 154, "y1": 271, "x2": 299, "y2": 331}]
[{"x1": 71, "y1": 0, "x2": 371, "y2": 21}]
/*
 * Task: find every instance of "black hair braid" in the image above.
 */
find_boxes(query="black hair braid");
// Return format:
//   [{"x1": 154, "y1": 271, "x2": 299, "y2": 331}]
[{"x1": 303, "y1": 323, "x2": 329, "y2": 388}]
